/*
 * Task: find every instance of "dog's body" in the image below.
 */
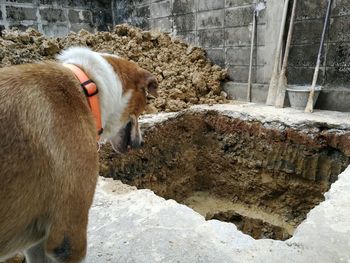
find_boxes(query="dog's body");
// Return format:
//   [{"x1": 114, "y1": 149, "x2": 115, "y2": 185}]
[{"x1": 0, "y1": 47, "x2": 157, "y2": 262}]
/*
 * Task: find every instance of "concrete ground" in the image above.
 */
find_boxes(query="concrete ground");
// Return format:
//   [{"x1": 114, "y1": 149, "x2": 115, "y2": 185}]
[{"x1": 87, "y1": 104, "x2": 350, "y2": 263}]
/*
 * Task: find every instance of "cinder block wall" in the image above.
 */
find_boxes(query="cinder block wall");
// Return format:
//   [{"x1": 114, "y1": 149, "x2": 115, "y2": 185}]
[
  {"x1": 0, "y1": 0, "x2": 112, "y2": 36},
  {"x1": 288, "y1": 0, "x2": 350, "y2": 111},
  {"x1": 114, "y1": 0, "x2": 350, "y2": 112},
  {"x1": 0, "y1": 0, "x2": 349, "y2": 111},
  {"x1": 113, "y1": 0, "x2": 277, "y2": 84}
]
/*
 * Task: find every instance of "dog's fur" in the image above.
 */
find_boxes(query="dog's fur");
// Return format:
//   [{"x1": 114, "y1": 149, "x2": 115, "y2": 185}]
[{"x1": 0, "y1": 47, "x2": 157, "y2": 262}]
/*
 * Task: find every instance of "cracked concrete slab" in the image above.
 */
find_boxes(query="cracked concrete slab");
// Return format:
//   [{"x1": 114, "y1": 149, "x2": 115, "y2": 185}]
[
  {"x1": 87, "y1": 164, "x2": 350, "y2": 262},
  {"x1": 87, "y1": 104, "x2": 350, "y2": 262}
]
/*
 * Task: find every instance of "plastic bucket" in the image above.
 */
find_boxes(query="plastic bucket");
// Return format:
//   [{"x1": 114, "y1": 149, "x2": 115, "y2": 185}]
[{"x1": 286, "y1": 85, "x2": 322, "y2": 110}]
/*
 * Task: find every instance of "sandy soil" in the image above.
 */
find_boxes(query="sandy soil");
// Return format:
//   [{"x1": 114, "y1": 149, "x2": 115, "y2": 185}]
[{"x1": 0, "y1": 25, "x2": 229, "y2": 114}]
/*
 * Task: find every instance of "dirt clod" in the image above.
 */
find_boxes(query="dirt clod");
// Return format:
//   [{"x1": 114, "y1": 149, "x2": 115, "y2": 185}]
[{"x1": 0, "y1": 25, "x2": 229, "y2": 113}]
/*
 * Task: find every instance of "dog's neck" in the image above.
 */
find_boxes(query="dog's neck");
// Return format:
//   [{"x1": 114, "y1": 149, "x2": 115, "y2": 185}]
[{"x1": 57, "y1": 47, "x2": 130, "y2": 141}]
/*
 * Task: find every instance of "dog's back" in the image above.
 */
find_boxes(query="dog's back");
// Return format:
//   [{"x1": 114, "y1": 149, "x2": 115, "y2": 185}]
[{"x1": 0, "y1": 63, "x2": 98, "y2": 262}]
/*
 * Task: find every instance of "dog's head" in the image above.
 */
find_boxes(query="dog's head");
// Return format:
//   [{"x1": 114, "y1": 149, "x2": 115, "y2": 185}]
[{"x1": 102, "y1": 55, "x2": 158, "y2": 153}]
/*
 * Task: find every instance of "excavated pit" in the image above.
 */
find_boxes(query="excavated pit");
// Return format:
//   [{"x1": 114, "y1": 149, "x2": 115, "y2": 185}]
[{"x1": 99, "y1": 105, "x2": 350, "y2": 241}]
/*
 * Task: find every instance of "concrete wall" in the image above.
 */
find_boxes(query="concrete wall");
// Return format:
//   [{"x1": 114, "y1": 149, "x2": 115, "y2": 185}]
[
  {"x1": 0, "y1": 0, "x2": 349, "y2": 111},
  {"x1": 0, "y1": 0, "x2": 112, "y2": 36},
  {"x1": 114, "y1": 0, "x2": 350, "y2": 112},
  {"x1": 113, "y1": 0, "x2": 280, "y2": 84},
  {"x1": 287, "y1": 0, "x2": 350, "y2": 111}
]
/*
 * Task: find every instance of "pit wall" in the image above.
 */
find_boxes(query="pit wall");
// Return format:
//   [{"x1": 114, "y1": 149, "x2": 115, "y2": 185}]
[
  {"x1": 0, "y1": 0, "x2": 112, "y2": 36},
  {"x1": 100, "y1": 106, "x2": 350, "y2": 229},
  {"x1": 113, "y1": 0, "x2": 350, "y2": 112}
]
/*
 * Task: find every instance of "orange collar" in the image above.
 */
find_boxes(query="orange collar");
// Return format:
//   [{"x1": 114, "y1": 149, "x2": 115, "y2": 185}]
[{"x1": 63, "y1": 64, "x2": 103, "y2": 139}]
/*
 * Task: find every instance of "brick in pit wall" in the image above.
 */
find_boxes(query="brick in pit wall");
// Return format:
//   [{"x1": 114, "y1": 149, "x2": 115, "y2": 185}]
[
  {"x1": 132, "y1": 4, "x2": 151, "y2": 28},
  {"x1": 292, "y1": 20, "x2": 324, "y2": 45},
  {"x1": 40, "y1": 0, "x2": 56, "y2": 5},
  {"x1": 325, "y1": 67, "x2": 350, "y2": 85},
  {"x1": 40, "y1": 8, "x2": 66, "y2": 22},
  {"x1": 134, "y1": 0, "x2": 150, "y2": 6},
  {"x1": 326, "y1": 43, "x2": 350, "y2": 68},
  {"x1": 225, "y1": 6, "x2": 255, "y2": 27},
  {"x1": 197, "y1": 9, "x2": 224, "y2": 30},
  {"x1": 227, "y1": 47, "x2": 253, "y2": 66},
  {"x1": 197, "y1": 0, "x2": 225, "y2": 12},
  {"x1": 150, "y1": 0, "x2": 172, "y2": 18},
  {"x1": 43, "y1": 24, "x2": 69, "y2": 37},
  {"x1": 130, "y1": 17, "x2": 150, "y2": 30},
  {"x1": 93, "y1": 10, "x2": 112, "y2": 31},
  {"x1": 9, "y1": 23, "x2": 39, "y2": 31},
  {"x1": 333, "y1": 0, "x2": 350, "y2": 16},
  {"x1": 70, "y1": 23, "x2": 94, "y2": 33},
  {"x1": 136, "y1": 5, "x2": 151, "y2": 18},
  {"x1": 5, "y1": 0, "x2": 35, "y2": 3},
  {"x1": 227, "y1": 65, "x2": 256, "y2": 82},
  {"x1": 172, "y1": 0, "x2": 195, "y2": 15},
  {"x1": 225, "y1": 0, "x2": 254, "y2": 8},
  {"x1": 64, "y1": 0, "x2": 92, "y2": 8},
  {"x1": 151, "y1": 17, "x2": 172, "y2": 32},
  {"x1": 295, "y1": 0, "x2": 328, "y2": 20},
  {"x1": 175, "y1": 31, "x2": 196, "y2": 45},
  {"x1": 288, "y1": 45, "x2": 319, "y2": 67},
  {"x1": 205, "y1": 49, "x2": 225, "y2": 67},
  {"x1": 115, "y1": 0, "x2": 134, "y2": 24},
  {"x1": 6, "y1": 6, "x2": 37, "y2": 21},
  {"x1": 174, "y1": 13, "x2": 195, "y2": 32},
  {"x1": 197, "y1": 29, "x2": 224, "y2": 48},
  {"x1": 68, "y1": 10, "x2": 92, "y2": 24},
  {"x1": 225, "y1": 26, "x2": 261, "y2": 47},
  {"x1": 91, "y1": 0, "x2": 111, "y2": 9},
  {"x1": 329, "y1": 16, "x2": 350, "y2": 43},
  {"x1": 287, "y1": 66, "x2": 325, "y2": 85}
]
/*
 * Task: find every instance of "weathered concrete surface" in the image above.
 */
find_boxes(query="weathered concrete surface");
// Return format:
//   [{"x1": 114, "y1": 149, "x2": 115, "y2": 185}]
[
  {"x1": 0, "y1": 1, "x2": 112, "y2": 36},
  {"x1": 100, "y1": 104, "x2": 350, "y2": 233},
  {"x1": 87, "y1": 163, "x2": 350, "y2": 262},
  {"x1": 91, "y1": 104, "x2": 350, "y2": 261},
  {"x1": 191, "y1": 103, "x2": 350, "y2": 128},
  {"x1": 223, "y1": 81, "x2": 350, "y2": 113}
]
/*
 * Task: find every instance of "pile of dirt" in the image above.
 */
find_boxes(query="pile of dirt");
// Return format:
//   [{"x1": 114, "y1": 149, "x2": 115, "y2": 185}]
[{"x1": 0, "y1": 25, "x2": 229, "y2": 113}]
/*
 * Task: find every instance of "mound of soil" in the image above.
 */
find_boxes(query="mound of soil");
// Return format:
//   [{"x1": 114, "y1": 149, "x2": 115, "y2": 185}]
[{"x1": 0, "y1": 25, "x2": 229, "y2": 113}]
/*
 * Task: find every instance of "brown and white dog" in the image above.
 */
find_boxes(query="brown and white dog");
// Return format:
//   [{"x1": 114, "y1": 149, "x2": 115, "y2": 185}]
[{"x1": 0, "y1": 47, "x2": 158, "y2": 262}]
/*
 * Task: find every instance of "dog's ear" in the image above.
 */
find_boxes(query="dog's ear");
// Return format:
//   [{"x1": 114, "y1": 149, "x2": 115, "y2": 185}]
[
  {"x1": 140, "y1": 71, "x2": 158, "y2": 98},
  {"x1": 146, "y1": 75, "x2": 158, "y2": 97}
]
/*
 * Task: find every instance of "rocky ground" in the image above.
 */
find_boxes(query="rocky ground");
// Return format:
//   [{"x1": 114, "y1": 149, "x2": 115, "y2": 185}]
[{"x1": 0, "y1": 25, "x2": 228, "y2": 113}]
